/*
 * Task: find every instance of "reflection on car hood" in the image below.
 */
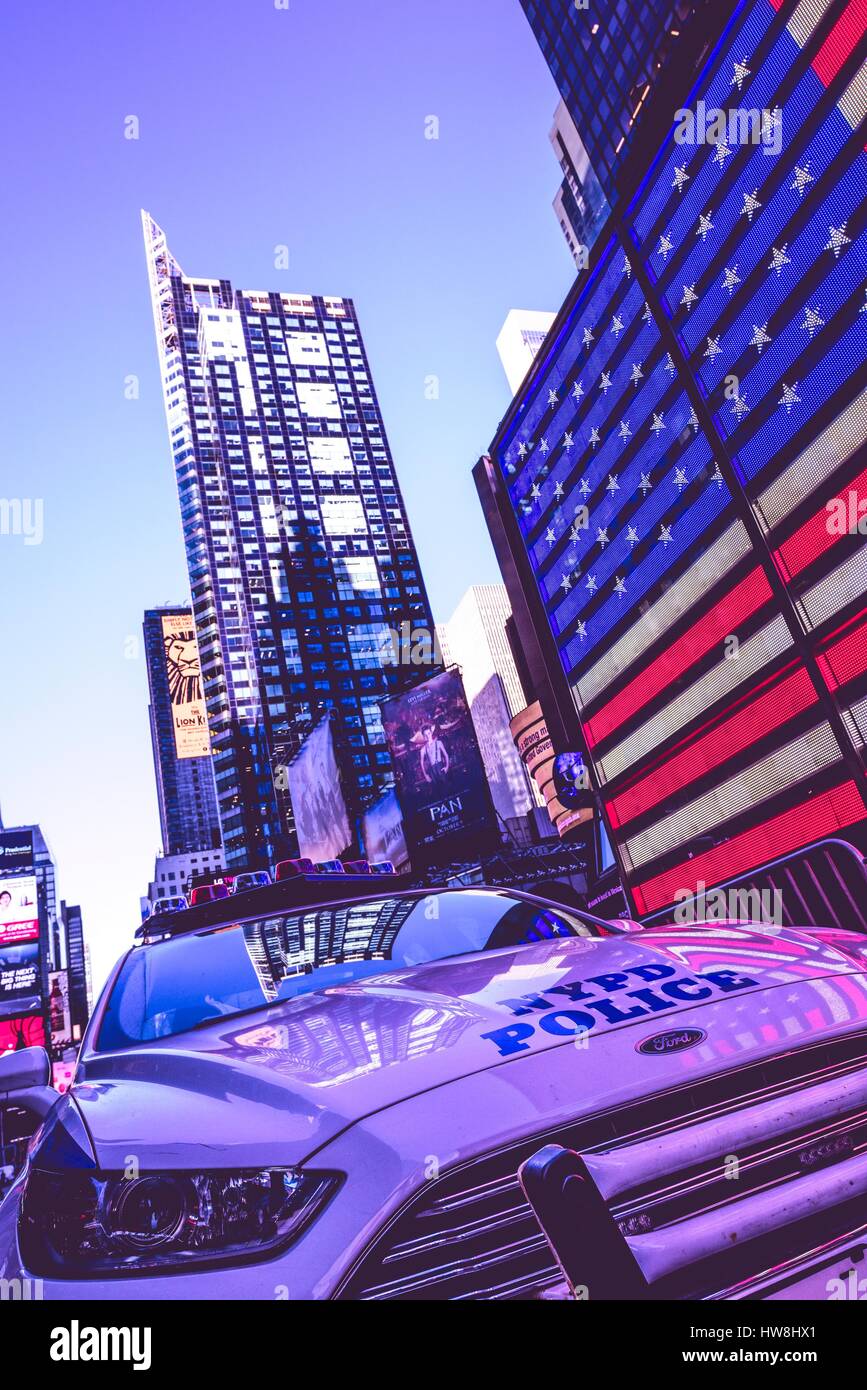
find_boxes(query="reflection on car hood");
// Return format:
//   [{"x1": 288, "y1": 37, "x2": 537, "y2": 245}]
[{"x1": 77, "y1": 924, "x2": 867, "y2": 1171}]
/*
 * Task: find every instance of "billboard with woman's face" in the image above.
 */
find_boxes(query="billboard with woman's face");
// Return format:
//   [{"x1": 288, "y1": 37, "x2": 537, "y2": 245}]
[
  {"x1": 380, "y1": 669, "x2": 496, "y2": 866},
  {"x1": 287, "y1": 716, "x2": 352, "y2": 863}
]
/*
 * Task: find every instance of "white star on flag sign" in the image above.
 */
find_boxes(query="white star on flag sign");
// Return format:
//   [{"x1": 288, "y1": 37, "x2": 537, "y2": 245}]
[
  {"x1": 573, "y1": 380, "x2": 585, "y2": 403},
  {"x1": 674, "y1": 467, "x2": 688, "y2": 491},
  {"x1": 548, "y1": 389, "x2": 559, "y2": 406},
  {"x1": 599, "y1": 372, "x2": 612, "y2": 394},
  {"x1": 518, "y1": 441, "x2": 528, "y2": 458},
  {"x1": 642, "y1": 301, "x2": 653, "y2": 324},
  {"x1": 589, "y1": 427, "x2": 601, "y2": 448},
  {"x1": 583, "y1": 326, "x2": 594, "y2": 347},
  {"x1": 696, "y1": 212, "x2": 715, "y2": 241},
  {"x1": 596, "y1": 527, "x2": 609, "y2": 547},
  {"x1": 560, "y1": 573, "x2": 572, "y2": 594},
  {"x1": 617, "y1": 418, "x2": 631, "y2": 440},
  {"x1": 540, "y1": 437, "x2": 549, "y2": 454},
  {"x1": 579, "y1": 477, "x2": 592, "y2": 496},
  {"x1": 626, "y1": 526, "x2": 639, "y2": 547},
  {"x1": 545, "y1": 527, "x2": 555, "y2": 546},
  {"x1": 721, "y1": 265, "x2": 741, "y2": 295},
  {"x1": 741, "y1": 189, "x2": 761, "y2": 222},
  {"x1": 554, "y1": 480, "x2": 564, "y2": 499},
  {"x1": 630, "y1": 362, "x2": 644, "y2": 385},
  {"x1": 688, "y1": 406, "x2": 699, "y2": 433},
  {"x1": 791, "y1": 164, "x2": 813, "y2": 197},
  {"x1": 659, "y1": 525, "x2": 673, "y2": 547},
  {"x1": 730, "y1": 392, "x2": 750, "y2": 420},
  {"x1": 710, "y1": 463, "x2": 724, "y2": 488},
  {"x1": 658, "y1": 231, "x2": 674, "y2": 261},
  {"x1": 650, "y1": 412, "x2": 666, "y2": 436},
  {"x1": 611, "y1": 314, "x2": 625, "y2": 337},
  {"x1": 704, "y1": 335, "x2": 722, "y2": 361},
  {"x1": 680, "y1": 284, "x2": 698, "y2": 310},
  {"x1": 778, "y1": 382, "x2": 801, "y2": 414},
  {"x1": 672, "y1": 164, "x2": 690, "y2": 192},
  {"x1": 825, "y1": 224, "x2": 851, "y2": 259},
  {"x1": 664, "y1": 353, "x2": 676, "y2": 374},
  {"x1": 621, "y1": 253, "x2": 632, "y2": 278},
  {"x1": 731, "y1": 57, "x2": 750, "y2": 90},
  {"x1": 639, "y1": 472, "x2": 652, "y2": 495},
  {"x1": 585, "y1": 573, "x2": 598, "y2": 594},
  {"x1": 576, "y1": 620, "x2": 587, "y2": 640},
  {"x1": 768, "y1": 244, "x2": 791, "y2": 275},
  {"x1": 607, "y1": 472, "x2": 621, "y2": 493},
  {"x1": 801, "y1": 306, "x2": 825, "y2": 339},
  {"x1": 713, "y1": 139, "x2": 732, "y2": 166},
  {"x1": 530, "y1": 483, "x2": 541, "y2": 500},
  {"x1": 613, "y1": 576, "x2": 627, "y2": 597},
  {"x1": 564, "y1": 431, "x2": 575, "y2": 449},
  {"x1": 750, "y1": 323, "x2": 771, "y2": 354}
]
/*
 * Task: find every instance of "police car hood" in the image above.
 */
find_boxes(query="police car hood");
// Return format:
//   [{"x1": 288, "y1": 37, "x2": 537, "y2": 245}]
[{"x1": 77, "y1": 924, "x2": 867, "y2": 1171}]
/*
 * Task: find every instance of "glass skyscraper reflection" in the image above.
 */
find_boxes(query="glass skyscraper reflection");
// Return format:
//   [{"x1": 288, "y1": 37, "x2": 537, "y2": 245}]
[{"x1": 143, "y1": 215, "x2": 436, "y2": 872}]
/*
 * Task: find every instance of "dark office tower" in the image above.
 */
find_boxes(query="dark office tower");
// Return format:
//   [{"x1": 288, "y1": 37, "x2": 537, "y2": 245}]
[
  {"x1": 60, "y1": 902, "x2": 90, "y2": 1039},
  {"x1": 143, "y1": 215, "x2": 437, "y2": 872},
  {"x1": 521, "y1": 0, "x2": 708, "y2": 203},
  {"x1": 143, "y1": 605, "x2": 222, "y2": 856}
]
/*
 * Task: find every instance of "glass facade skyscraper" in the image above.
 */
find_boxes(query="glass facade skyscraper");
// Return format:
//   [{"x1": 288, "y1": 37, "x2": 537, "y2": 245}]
[
  {"x1": 143, "y1": 214, "x2": 436, "y2": 872},
  {"x1": 521, "y1": 0, "x2": 708, "y2": 203},
  {"x1": 484, "y1": 0, "x2": 867, "y2": 916},
  {"x1": 143, "y1": 605, "x2": 222, "y2": 856}
]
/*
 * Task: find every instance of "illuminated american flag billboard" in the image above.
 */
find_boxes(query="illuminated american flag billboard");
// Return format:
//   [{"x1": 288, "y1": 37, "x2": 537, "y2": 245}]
[{"x1": 493, "y1": 0, "x2": 867, "y2": 916}]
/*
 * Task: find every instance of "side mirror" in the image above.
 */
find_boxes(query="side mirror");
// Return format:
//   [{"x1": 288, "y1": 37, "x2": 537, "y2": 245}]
[{"x1": 0, "y1": 1046, "x2": 57, "y2": 1120}]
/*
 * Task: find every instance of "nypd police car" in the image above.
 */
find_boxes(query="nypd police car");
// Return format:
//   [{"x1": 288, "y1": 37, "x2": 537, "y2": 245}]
[{"x1": 2, "y1": 883, "x2": 867, "y2": 1300}]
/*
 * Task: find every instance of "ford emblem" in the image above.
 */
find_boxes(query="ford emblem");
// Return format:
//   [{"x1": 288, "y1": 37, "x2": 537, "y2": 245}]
[{"x1": 636, "y1": 1027, "x2": 706, "y2": 1056}]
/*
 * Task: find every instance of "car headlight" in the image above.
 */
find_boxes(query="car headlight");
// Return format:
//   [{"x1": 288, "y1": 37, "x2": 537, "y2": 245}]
[{"x1": 20, "y1": 1165, "x2": 340, "y2": 1277}]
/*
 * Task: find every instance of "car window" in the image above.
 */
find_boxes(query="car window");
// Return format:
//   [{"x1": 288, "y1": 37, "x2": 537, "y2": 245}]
[{"x1": 96, "y1": 892, "x2": 602, "y2": 1051}]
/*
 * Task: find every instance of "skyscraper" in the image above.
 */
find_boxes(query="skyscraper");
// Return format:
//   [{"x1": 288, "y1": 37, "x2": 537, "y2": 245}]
[
  {"x1": 143, "y1": 214, "x2": 437, "y2": 871},
  {"x1": 482, "y1": 0, "x2": 867, "y2": 915},
  {"x1": 496, "y1": 310, "x2": 557, "y2": 395},
  {"x1": 143, "y1": 605, "x2": 222, "y2": 856},
  {"x1": 520, "y1": 0, "x2": 710, "y2": 202},
  {"x1": 550, "y1": 101, "x2": 608, "y2": 265}
]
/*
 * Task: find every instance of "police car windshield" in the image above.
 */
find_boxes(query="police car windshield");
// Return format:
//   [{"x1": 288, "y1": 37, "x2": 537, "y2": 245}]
[{"x1": 97, "y1": 891, "x2": 602, "y2": 1050}]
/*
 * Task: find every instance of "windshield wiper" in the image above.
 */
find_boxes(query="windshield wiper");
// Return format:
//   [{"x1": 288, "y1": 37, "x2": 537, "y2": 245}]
[{"x1": 191, "y1": 1000, "x2": 279, "y2": 1031}]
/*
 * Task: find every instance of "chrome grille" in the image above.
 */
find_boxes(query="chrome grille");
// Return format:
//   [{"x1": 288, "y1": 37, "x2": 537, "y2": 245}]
[{"x1": 338, "y1": 1030, "x2": 867, "y2": 1300}]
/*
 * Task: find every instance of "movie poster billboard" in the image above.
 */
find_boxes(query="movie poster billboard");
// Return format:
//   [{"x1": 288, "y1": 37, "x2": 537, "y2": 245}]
[
  {"x1": 48, "y1": 970, "x2": 72, "y2": 1048},
  {"x1": 0, "y1": 1013, "x2": 45, "y2": 1055},
  {"x1": 380, "y1": 668, "x2": 497, "y2": 866},
  {"x1": 287, "y1": 716, "x2": 352, "y2": 863},
  {"x1": 0, "y1": 874, "x2": 39, "y2": 946},
  {"x1": 361, "y1": 789, "x2": 410, "y2": 872},
  {"x1": 161, "y1": 612, "x2": 211, "y2": 760},
  {"x1": 0, "y1": 940, "x2": 41, "y2": 1018}
]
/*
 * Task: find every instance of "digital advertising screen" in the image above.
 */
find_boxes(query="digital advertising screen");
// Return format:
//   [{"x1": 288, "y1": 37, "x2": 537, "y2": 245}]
[
  {"x1": 161, "y1": 612, "x2": 211, "y2": 760},
  {"x1": 0, "y1": 829, "x2": 34, "y2": 873},
  {"x1": 380, "y1": 668, "x2": 497, "y2": 865},
  {"x1": 0, "y1": 874, "x2": 39, "y2": 946},
  {"x1": 361, "y1": 789, "x2": 410, "y2": 871},
  {"x1": 287, "y1": 716, "x2": 352, "y2": 863},
  {"x1": 48, "y1": 969, "x2": 72, "y2": 1048},
  {"x1": 0, "y1": 1012, "x2": 46, "y2": 1055},
  {"x1": 0, "y1": 940, "x2": 41, "y2": 1018}
]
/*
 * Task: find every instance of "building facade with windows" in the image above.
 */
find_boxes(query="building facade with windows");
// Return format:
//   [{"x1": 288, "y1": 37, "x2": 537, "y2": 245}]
[
  {"x1": 484, "y1": 0, "x2": 867, "y2": 916},
  {"x1": 143, "y1": 215, "x2": 437, "y2": 872},
  {"x1": 521, "y1": 0, "x2": 709, "y2": 203}
]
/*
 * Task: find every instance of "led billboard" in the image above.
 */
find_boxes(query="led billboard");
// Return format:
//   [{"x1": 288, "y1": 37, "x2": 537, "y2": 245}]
[
  {"x1": 361, "y1": 789, "x2": 410, "y2": 871},
  {"x1": 381, "y1": 669, "x2": 497, "y2": 865},
  {"x1": 494, "y1": 0, "x2": 867, "y2": 915},
  {"x1": 0, "y1": 874, "x2": 39, "y2": 946},
  {"x1": 0, "y1": 1013, "x2": 45, "y2": 1055},
  {"x1": 287, "y1": 716, "x2": 352, "y2": 863},
  {"x1": 0, "y1": 829, "x2": 34, "y2": 873},
  {"x1": 0, "y1": 941, "x2": 41, "y2": 1018},
  {"x1": 161, "y1": 612, "x2": 210, "y2": 760}
]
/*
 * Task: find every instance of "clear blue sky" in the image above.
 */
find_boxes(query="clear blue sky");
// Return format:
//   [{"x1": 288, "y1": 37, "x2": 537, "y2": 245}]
[{"x1": 0, "y1": 0, "x2": 575, "y2": 994}]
